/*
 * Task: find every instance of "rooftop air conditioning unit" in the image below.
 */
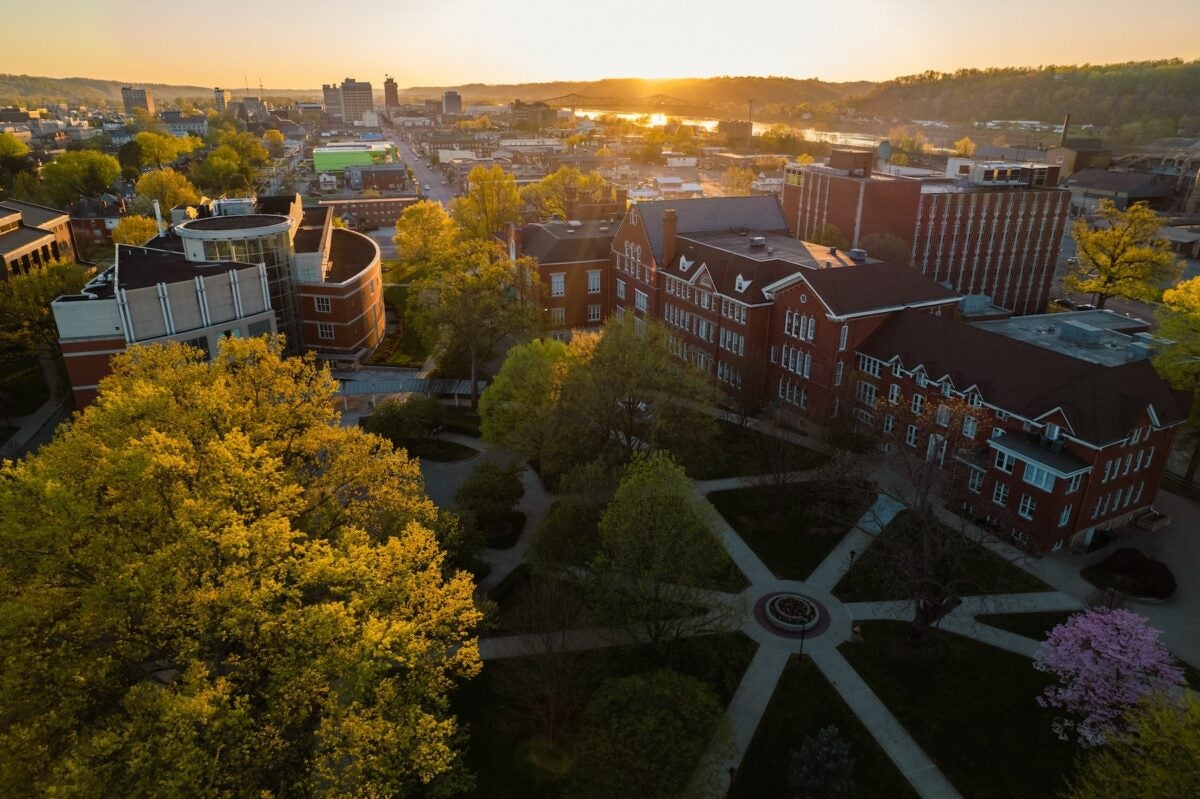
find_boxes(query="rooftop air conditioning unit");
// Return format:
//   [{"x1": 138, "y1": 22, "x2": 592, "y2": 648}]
[
  {"x1": 749, "y1": 236, "x2": 767, "y2": 247},
  {"x1": 847, "y1": 248, "x2": 868, "y2": 261}
]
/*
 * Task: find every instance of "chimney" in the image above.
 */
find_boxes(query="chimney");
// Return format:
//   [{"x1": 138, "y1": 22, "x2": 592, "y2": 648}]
[
  {"x1": 1060, "y1": 112, "x2": 1071, "y2": 147},
  {"x1": 662, "y1": 208, "x2": 677, "y2": 267},
  {"x1": 152, "y1": 199, "x2": 165, "y2": 236}
]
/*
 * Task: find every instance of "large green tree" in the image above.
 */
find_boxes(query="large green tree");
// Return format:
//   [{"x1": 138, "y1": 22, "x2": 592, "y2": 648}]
[
  {"x1": 1153, "y1": 275, "x2": 1200, "y2": 481},
  {"x1": 520, "y1": 167, "x2": 607, "y2": 220},
  {"x1": 0, "y1": 337, "x2": 482, "y2": 797},
  {"x1": 133, "y1": 168, "x2": 201, "y2": 214},
  {"x1": 479, "y1": 337, "x2": 573, "y2": 468},
  {"x1": 450, "y1": 165, "x2": 522, "y2": 239},
  {"x1": 0, "y1": 132, "x2": 32, "y2": 196},
  {"x1": 859, "y1": 232, "x2": 914, "y2": 268},
  {"x1": 191, "y1": 145, "x2": 253, "y2": 194},
  {"x1": 134, "y1": 131, "x2": 200, "y2": 169},
  {"x1": 0, "y1": 261, "x2": 91, "y2": 352},
  {"x1": 262, "y1": 129, "x2": 286, "y2": 158},
  {"x1": 391, "y1": 200, "x2": 458, "y2": 280},
  {"x1": 410, "y1": 239, "x2": 543, "y2": 409},
  {"x1": 1064, "y1": 200, "x2": 1181, "y2": 308},
  {"x1": 111, "y1": 214, "x2": 160, "y2": 246},
  {"x1": 40, "y1": 150, "x2": 121, "y2": 207}
]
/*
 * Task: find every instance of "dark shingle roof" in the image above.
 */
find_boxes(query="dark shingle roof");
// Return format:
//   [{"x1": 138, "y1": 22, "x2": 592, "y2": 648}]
[
  {"x1": 798, "y1": 264, "x2": 961, "y2": 317},
  {"x1": 0, "y1": 199, "x2": 68, "y2": 228},
  {"x1": 521, "y1": 221, "x2": 614, "y2": 264},
  {"x1": 634, "y1": 196, "x2": 788, "y2": 264},
  {"x1": 1065, "y1": 169, "x2": 1173, "y2": 197},
  {"x1": 858, "y1": 309, "x2": 1189, "y2": 444},
  {"x1": 115, "y1": 245, "x2": 255, "y2": 291},
  {"x1": 0, "y1": 224, "x2": 54, "y2": 257}
]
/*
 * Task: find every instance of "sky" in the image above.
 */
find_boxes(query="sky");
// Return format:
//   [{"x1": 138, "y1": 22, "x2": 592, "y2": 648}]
[{"x1": 3, "y1": 0, "x2": 1198, "y2": 91}]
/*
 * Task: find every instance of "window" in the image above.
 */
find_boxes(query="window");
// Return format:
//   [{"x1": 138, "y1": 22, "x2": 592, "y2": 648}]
[
  {"x1": 1018, "y1": 494, "x2": 1036, "y2": 520},
  {"x1": 1045, "y1": 423, "x2": 1061, "y2": 441},
  {"x1": 1123, "y1": 453, "x2": 1132, "y2": 475},
  {"x1": 838, "y1": 323, "x2": 849, "y2": 351},
  {"x1": 1134, "y1": 481, "x2": 1145, "y2": 504},
  {"x1": 1058, "y1": 505, "x2": 1072, "y2": 528},
  {"x1": 995, "y1": 450, "x2": 1016, "y2": 474},
  {"x1": 993, "y1": 482, "x2": 1010, "y2": 506},
  {"x1": 857, "y1": 354, "x2": 882, "y2": 378},
  {"x1": 635, "y1": 289, "x2": 648, "y2": 312},
  {"x1": 891, "y1": 361, "x2": 903, "y2": 378},
  {"x1": 314, "y1": 296, "x2": 331, "y2": 313},
  {"x1": 905, "y1": 424, "x2": 919, "y2": 447},
  {"x1": 911, "y1": 394, "x2": 924, "y2": 414},
  {"x1": 856, "y1": 381, "x2": 877, "y2": 405},
  {"x1": 317, "y1": 322, "x2": 335, "y2": 340},
  {"x1": 834, "y1": 361, "x2": 844, "y2": 386},
  {"x1": 1067, "y1": 473, "x2": 1083, "y2": 493},
  {"x1": 587, "y1": 270, "x2": 601, "y2": 294},
  {"x1": 889, "y1": 384, "x2": 901, "y2": 404},
  {"x1": 883, "y1": 414, "x2": 895, "y2": 433},
  {"x1": 940, "y1": 382, "x2": 952, "y2": 398},
  {"x1": 1130, "y1": 426, "x2": 1141, "y2": 445},
  {"x1": 963, "y1": 416, "x2": 977, "y2": 439},
  {"x1": 1023, "y1": 464, "x2": 1055, "y2": 492},
  {"x1": 587, "y1": 303, "x2": 601, "y2": 323},
  {"x1": 802, "y1": 353, "x2": 811, "y2": 378},
  {"x1": 936, "y1": 405, "x2": 950, "y2": 427},
  {"x1": 616, "y1": 279, "x2": 625, "y2": 300},
  {"x1": 968, "y1": 468, "x2": 985, "y2": 494},
  {"x1": 1146, "y1": 446, "x2": 1155, "y2": 468},
  {"x1": 967, "y1": 392, "x2": 982, "y2": 409},
  {"x1": 550, "y1": 273, "x2": 565, "y2": 297},
  {"x1": 550, "y1": 307, "x2": 566, "y2": 324},
  {"x1": 769, "y1": 346, "x2": 777, "y2": 364}
]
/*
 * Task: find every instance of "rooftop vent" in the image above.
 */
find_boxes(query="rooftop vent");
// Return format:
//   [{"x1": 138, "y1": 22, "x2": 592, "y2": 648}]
[
  {"x1": 567, "y1": 220, "x2": 582, "y2": 228},
  {"x1": 828, "y1": 246, "x2": 838, "y2": 255},
  {"x1": 766, "y1": 246, "x2": 775, "y2": 254},
  {"x1": 847, "y1": 248, "x2": 868, "y2": 261},
  {"x1": 599, "y1": 225, "x2": 609, "y2": 232},
  {"x1": 749, "y1": 236, "x2": 767, "y2": 247},
  {"x1": 1060, "y1": 320, "x2": 1103, "y2": 345}
]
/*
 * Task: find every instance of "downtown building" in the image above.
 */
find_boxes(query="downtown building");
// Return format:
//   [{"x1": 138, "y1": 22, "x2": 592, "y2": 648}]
[
  {"x1": 121, "y1": 86, "x2": 155, "y2": 116},
  {"x1": 337, "y1": 78, "x2": 374, "y2": 123},
  {"x1": 53, "y1": 194, "x2": 386, "y2": 406},
  {"x1": 782, "y1": 149, "x2": 1070, "y2": 316},
  {"x1": 559, "y1": 194, "x2": 1190, "y2": 553}
]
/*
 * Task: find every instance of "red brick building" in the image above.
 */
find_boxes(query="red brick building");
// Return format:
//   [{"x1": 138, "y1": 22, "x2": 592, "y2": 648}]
[
  {"x1": 782, "y1": 150, "x2": 1070, "y2": 316},
  {"x1": 0, "y1": 199, "x2": 76, "y2": 278},
  {"x1": 518, "y1": 220, "x2": 614, "y2": 339},
  {"x1": 855, "y1": 310, "x2": 1189, "y2": 552}
]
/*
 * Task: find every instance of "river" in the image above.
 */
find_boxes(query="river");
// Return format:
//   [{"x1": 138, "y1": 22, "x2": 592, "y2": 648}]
[{"x1": 572, "y1": 109, "x2": 881, "y2": 149}]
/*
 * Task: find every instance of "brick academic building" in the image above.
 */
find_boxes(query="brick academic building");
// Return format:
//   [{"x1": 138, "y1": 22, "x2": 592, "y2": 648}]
[
  {"x1": 782, "y1": 149, "x2": 1071, "y2": 317},
  {"x1": 528, "y1": 194, "x2": 1189, "y2": 552}
]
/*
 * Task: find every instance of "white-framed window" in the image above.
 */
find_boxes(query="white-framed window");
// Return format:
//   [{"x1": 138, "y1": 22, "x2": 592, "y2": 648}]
[
  {"x1": 587, "y1": 303, "x2": 601, "y2": 322},
  {"x1": 769, "y1": 346, "x2": 777, "y2": 364},
  {"x1": 993, "y1": 482, "x2": 1010, "y2": 506},
  {"x1": 905, "y1": 424, "x2": 919, "y2": 447},
  {"x1": 883, "y1": 414, "x2": 895, "y2": 433},
  {"x1": 634, "y1": 316, "x2": 646, "y2": 336},
  {"x1": 936, "y1": 405, "x2": 950, "y2": 427},
  {"x1": 1123, "y1": 453, "x2": 1132, "y2": 475},
  {"x1": 616, "y1": 278, "x2": 625, "y2": 299},
  {"x1": 968, "y1": 468, "x2": 985, "y2": 494},
  {"x1": 802, "y1": 353, "x2": 811, "y2": 378},
  {"x1": 834, "y1": 361, "x2": 844, "y2": 386},
  {"x1": 1058, "y1": 505, "x2": 1071, "y2": 527},
  {"x1": 317, "y1": 322, "x2": 335, "y2": 340},
  {"x1": 1146, "y1": 446, "x2": 1155, "y2": 468},
  {"x1": 1023, "y1": 464, "x2": 1055, "y2": 492},
  {"x1": 940, "y1": 382, "x2": 952, "y2": 398},
  {"x1": 911, "y1": 394, "x2": 924, "y2": 414},
  {"x1": 856, "y1": 381, "x2": 877, "y2": 405},
  {"x1": 838, "y1": 323, "x2": 848, "y2": 351},
  {"x1": 1018, "y1": 494, "x2": 1036, "y2": 520},
  {"x1": 857, "y1": 354, "x2": 882, "y2": 378},
  {"x1": 1134, "y1": 481, "x2": 1145, "y2": 504},
  {"x1": 889, "y1": 384, "x2": 901, "y2": 404},
  {"x1": 1046, "y1": 423, "x2": 1061, "y2": 441},
  {"x1": 314, "y1": 296, "x2": 332, "y2": 313},
  {"x1": 550, "y1": 273, "x2": 565, "y2": 297},
  {"x1": 550, "y1": 307, "x2": 566, "y2": 324},
  {"x1": 963, "y1": 416, "x2": 977, "y2": 439},
  {"x1": 1067, "y1": 473, "x2": 1083, "y2": 493},
  {"x1": 891, "y1": 361, "x2": 903, "y2": 378},
  {"x1": 967, "y1": 392, "x2": 982, "y2": 408},
  {"x1": 995, "y1": 451, "x2": 1016, "y2": 474},
  {"x1": 1130, "y1": 426, "x2": 1142, "y2": 445},
  {"x1": 587, "y1": 270, "x2": 601, "y2": 294},
  {"x1": 635, "y1": 289, "x2": 648, "y2": 312}
]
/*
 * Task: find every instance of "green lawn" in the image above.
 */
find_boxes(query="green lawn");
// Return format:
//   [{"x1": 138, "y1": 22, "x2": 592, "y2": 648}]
[
  {"x1": 488, "y1": 568, "x2": 593, "y2": 636},
  {"x1": 733, "y1": 656, "x2": 917, "y2": 799},
  {"x1": 833, "y1": 511, "x2": 1052, "y2": 602},
  {"x1": 402, "y1": 437, "x2": 478, "y2": 462},
  {"x1": 976, "y1": 610, "x2": 1077, "y2": 642},
  {"x1": 839, "y1": 621, "x2": 1076, "y2": 799},
  {"x1": 444, "y1": 407, "x2": 481, "y2": 437},
  {"x1": 675, "y1": 418, "x2": 826, "y2": 480},
  {"x1": 366, "y1": 285, "x2": 431, "y2": 368},
  {"x1": 451, "y1": 632, "x2": 758, "y2": 799},
  {"x1": 0, "y1": 350, "x2": 50, "y2": 417},
  {"x1": 708, "y1": 483, "x2": 875, "y2": 580}
]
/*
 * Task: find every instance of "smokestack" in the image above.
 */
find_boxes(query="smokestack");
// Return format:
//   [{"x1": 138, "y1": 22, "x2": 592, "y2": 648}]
[
  {"x1": 662, "y1": 208, "x2": 678, "y2": 268},
  {"x1": 152, "y1": 199, "x2": 165, "y2": 235},
  {"x1": 1060, "y1": 113, "x2": 1071, "y2": 147}
]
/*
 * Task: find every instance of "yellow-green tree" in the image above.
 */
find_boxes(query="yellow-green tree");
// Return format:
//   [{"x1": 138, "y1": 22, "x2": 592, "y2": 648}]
[
  {"x1": 0, "y1": 337, "x2": 482, "y2": 797},
  {"x1": 1064, "y1": 200, "x2": 1181, "y2": 308},
  {"x1": 111, "y1": 214, "x2": 160, "y2": 246},
  {"x1": 520, "y1": 167, "x2": 607, "y2": 220},
  {"x1": 0, "y1": 131, "x2": 28, "y2": 158},
  {"x1": 133, "y1": 168, "x2": 201, "y2": 214},
  {"x1": 191, "y1": 145, "x2": 252, "y2": 194},
  {"x1": 1153, "y1": 275, "x2": 1200, "y2": 480},
  {"x1": 954, "y1": 136, "x2": 976, "y2": 157},
  {"x1": 391, "y1": 199, "x2": 458, "y2": 279},
  {"x1": 410, "y1": 239, "x2": 543, "y2": 408},
  {"x1": 262, "y1": 129, "x2": 286, "y2": 158},
  {"x1": 720, "y1": 167, "x2": 756, "y2": 196},
  {"x1": 479, "y1": 337, "x2": 574, "y2": 466},
  {"x1": 1064, "y1": 695, "x2": 1200, "y2": 799},
  {"x1": 0, "y1": 261, "x2": 90, "y2": 352},
  {"x1": 40, "y1": 150, "x2": 121, "y2": 207},
  {"x1": 134, "y1": 131, "x2": 200, "y2": 169},
  {"x1": 450, "y1": 165, "x2": 522, "y2": 239}
]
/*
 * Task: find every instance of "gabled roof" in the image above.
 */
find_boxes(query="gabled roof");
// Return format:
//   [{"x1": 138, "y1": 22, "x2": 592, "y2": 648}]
[
  {"x1": 521, "y1": 220, "x2": 614, "y2": 264},
  {"x1": 794, "y1": 264, "x2": 962, "y2": 318},
  {"x1": 633, "y1": 196, "x2": 787, "y2": 264},
  {"x1": 857, "y1": 309, "x2": 1189, "y2": 444}
]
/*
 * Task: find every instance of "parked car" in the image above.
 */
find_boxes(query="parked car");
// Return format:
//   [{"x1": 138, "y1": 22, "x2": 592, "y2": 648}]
[
  {"x1": 1052, "y1": 297, "x2": 1074, "y2": 308},
  {"x1": 1075, "y1": 303, "x2": 1096, "y2": 311}
]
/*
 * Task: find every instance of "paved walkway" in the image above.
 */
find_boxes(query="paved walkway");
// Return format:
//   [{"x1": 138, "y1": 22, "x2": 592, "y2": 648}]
[{"x1": 0, "y1": 356, "x2": 69, "y2": 461}]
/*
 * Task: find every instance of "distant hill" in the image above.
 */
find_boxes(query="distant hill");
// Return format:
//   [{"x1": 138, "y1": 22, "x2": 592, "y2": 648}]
[
  {"x1": 0, "y1": 74, "x2": 320, "y2": 107},
  {"x1": 849, "y1": 60, "x2": 1200, "y2": 129}
]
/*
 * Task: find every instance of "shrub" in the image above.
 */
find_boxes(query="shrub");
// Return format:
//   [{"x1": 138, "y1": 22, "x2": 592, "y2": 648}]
[
  {"x1": 455, "y1": 463, "x2": 524, "y2": 531},
  {"x1": 360, "y1": 394, "x2": 445, "y2": 446},
  {"x1": 1081, "y1": 548, "x2": 1177, "y2": 599},
  {"x1": 787, "y1": 725, "x2": 855, "y2": 799}
]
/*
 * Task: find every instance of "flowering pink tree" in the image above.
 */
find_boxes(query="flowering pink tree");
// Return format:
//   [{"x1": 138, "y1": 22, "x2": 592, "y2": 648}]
[{"x1": 1034, "y1": 608, "x2": 1184, "y2": 746}]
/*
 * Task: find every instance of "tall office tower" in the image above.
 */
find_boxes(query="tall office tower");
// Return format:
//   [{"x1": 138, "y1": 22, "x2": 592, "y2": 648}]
[
  {"x1": 383, "y1": 76, "x2": 399, "y2": 108},
  {"x1": 339, "y1": 77, "x2": 374, "y2": 123},
  {"x1": 213, "y1": 87, "x2": 231, "y2": 111},
  {"x1": 322, "y1": 84, "x2": 343, "y2": 120},
  {"x1": 442, "y1": 90, "x2": 462, "y2": 115},
  {"x1": 121, "y1": 86, "x2": 155, "y2": 116}
]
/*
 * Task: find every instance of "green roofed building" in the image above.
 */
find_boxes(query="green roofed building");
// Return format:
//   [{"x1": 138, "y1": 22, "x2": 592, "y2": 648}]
[{"x1": 312, "y1": 142, "x2": 399, "y2": 173}]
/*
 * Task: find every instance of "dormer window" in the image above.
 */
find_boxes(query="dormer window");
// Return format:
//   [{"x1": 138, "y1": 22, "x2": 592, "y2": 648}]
[
  {"x1": 679, "y1": 255, "x2": 691, "y2": 273},
  {"x1": 734, "y1": 274, "x2": 751, "y2": 293},
  {"x1": 1046, "y1": 423, "x2": 1061, "y2": 442}
]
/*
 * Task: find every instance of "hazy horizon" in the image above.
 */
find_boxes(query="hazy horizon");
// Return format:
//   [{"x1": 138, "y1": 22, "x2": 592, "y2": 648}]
[{"x1": 4, "y1": 0, "x2": 1198, "y2": 92}]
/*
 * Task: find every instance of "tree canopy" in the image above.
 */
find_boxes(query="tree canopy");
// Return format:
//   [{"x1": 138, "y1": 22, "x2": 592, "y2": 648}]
[
  {"x1": 262, "y1": 129, "x2": 285, "y2": 158},
  {"x1": 1153, "y1": 276, "x2": 1200, "y2": 479},
  {"x1": 0, "y1": 337, "x2": 482, "y2": 797},
  {"x1": 450, "y1": 165, "x2": 522, "y2": 239},
  {"x1": 133, "y1": 168, "x2": 201, "y2": 214},
  {"x1": 720, "y1": 167, "x2": 755, "y2": 196},
  {"x1": 391, "y1": 200, "x2": 458, "y2": 279},
  {"x1": 1063, "y1": 200, "x2": 1180, "y2": 308},
  {"x1": 40, "y1": 150, "x2": 121, "y2": 207},
  {"x1": 0, "y1": 261, "x2": 90, "y2": 352},
  {"x1": 111, "y1": 214, "x2": 161, "y2": 246},
  {"x1": 520, "y1": 167, "x2": 608, "y2": 220},
  {"x1": 133, "y1": 131, "x2": 200, "y2": 169}
]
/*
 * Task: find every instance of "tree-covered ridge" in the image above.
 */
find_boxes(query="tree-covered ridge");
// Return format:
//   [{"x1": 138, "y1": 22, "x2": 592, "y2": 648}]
[
  {"x1": 850, "y1": 60, "x2": 1200, "y2": 129},
  {"x1": 0, "y1": 74, "x2": 318, "y2": 107}
]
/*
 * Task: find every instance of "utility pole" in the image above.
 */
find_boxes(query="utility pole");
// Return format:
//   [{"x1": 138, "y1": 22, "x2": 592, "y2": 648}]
[{"x1": 746, "y1": 98, "x2": 755, "y2": 152}]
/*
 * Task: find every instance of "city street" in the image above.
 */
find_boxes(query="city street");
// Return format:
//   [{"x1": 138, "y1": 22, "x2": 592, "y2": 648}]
[{"x1": 386, "y1": 130, "x2": 457, "y2": 207}]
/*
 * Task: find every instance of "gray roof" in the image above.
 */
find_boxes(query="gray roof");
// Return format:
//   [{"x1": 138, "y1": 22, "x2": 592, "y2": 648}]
[
  {"x1": 634, "y1": 196, "x2": 788, "y2": 264},
  {"x1": 0, "y1": 224, "x2": 54, "y2": 257},
  {"x1": 0, "y1": 199, "x2": 68, "y2": 228},
  {"x1": 521, "y1": 220, "x2": 614, "y2": 264},
  {"x1": 1065, "y1": 169, "x2": 1173, "y2": 196}
]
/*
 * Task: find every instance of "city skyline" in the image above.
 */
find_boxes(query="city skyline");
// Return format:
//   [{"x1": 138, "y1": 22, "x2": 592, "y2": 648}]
[{"x1": 3, "y1": 0, "x2": 1198, "y2": 91}]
